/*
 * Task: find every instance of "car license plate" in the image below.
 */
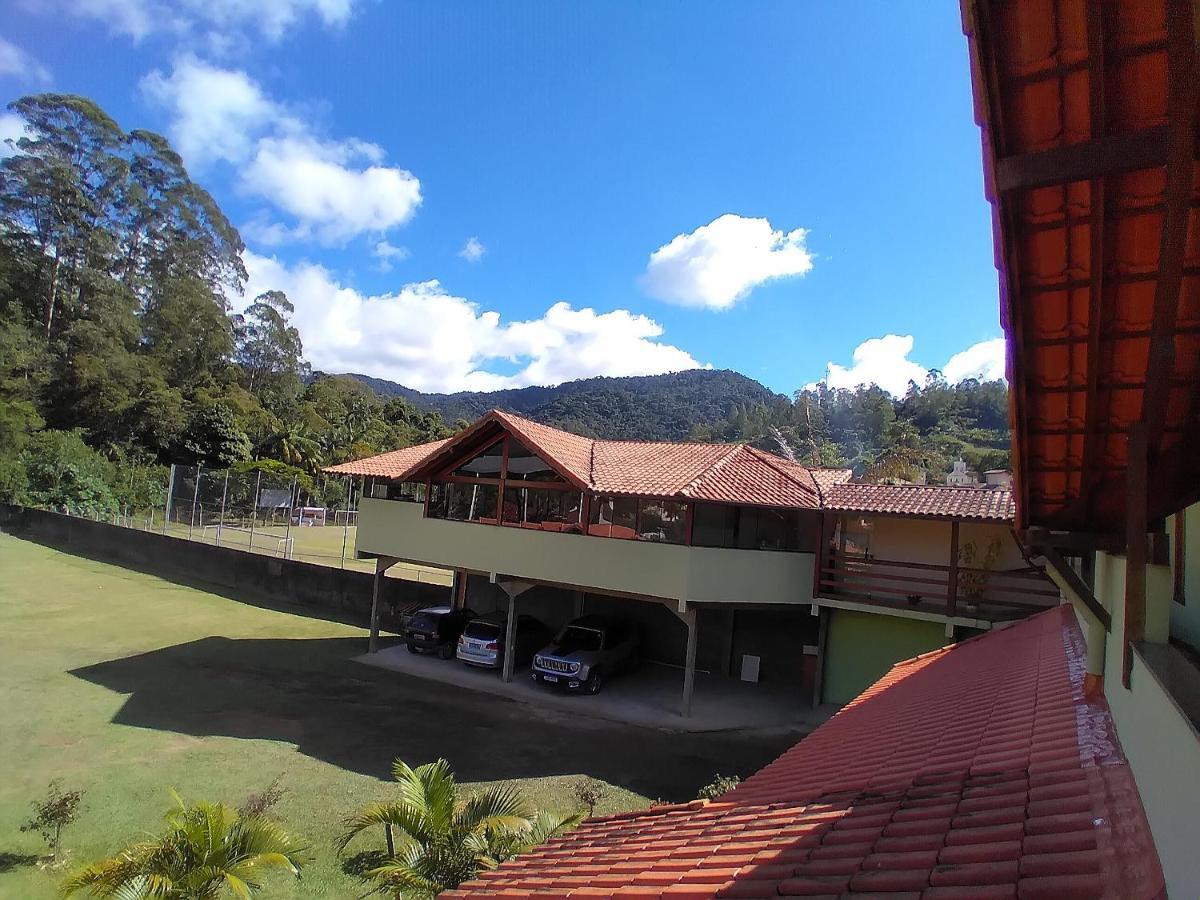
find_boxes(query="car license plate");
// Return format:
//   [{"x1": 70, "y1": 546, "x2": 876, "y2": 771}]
[{"x1": 542, "y1": 674, "x2": 559, "y2": 683}]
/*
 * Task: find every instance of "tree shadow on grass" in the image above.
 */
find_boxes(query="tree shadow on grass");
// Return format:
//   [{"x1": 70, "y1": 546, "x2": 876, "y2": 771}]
[
  {"x1": 0, "y1": 852, "x2": 40, "y2": 873},
  {"x1": 68, "y1": 636, "x2": 801, "y2": 800}
]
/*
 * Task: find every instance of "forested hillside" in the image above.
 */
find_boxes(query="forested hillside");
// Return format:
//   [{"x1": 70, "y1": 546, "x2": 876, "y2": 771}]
[
  {"x1": 344, "y1": 369, "x2": 782, "y2": 440},
  {"x1": 0, "y1": 92, "x2": 1010, "y2": 517}
]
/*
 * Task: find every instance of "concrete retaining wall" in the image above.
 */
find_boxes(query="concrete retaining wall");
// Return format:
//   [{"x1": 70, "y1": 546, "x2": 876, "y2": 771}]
[{"x1": 0, "y1": 504, "x2": 448, "y2": 632}]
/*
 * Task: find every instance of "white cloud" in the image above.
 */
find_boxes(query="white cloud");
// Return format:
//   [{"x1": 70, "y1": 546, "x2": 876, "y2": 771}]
[
  {"x1": 943, "y1": 337, "x2": 1007, "y2": 383},
  {"x1": 34, "y1": 0, "x2": 356, "y2": 44},
  {"x1": 373, "y1": 240, "x2": 409, "y2": 271},
  {"x1": 459, "y1": 236, "x2": 486, "y2": 263},
  {"x1": 0, "y1": 112, "x2": 32, "y2": 159},
  {"x1": 640, "y1": 213, "x2": 814, "y2": 310},
  {"x1": 0, "y1": 35, "x2": 51, "y2": 84},
  {"x1": 809, "y1": 334, "x2": 1008, "y2": 397},
  {"x1": 241, "y1": 251, "x2": 705, "y2": 392},
  {"x1": 140, "y1": 56, "x2": 281, "y2": 168},
  {"x1": 242, "y1": 136, "x2": 421, "y2": 243},
  {"x1": 141, "y1": 57, "x2": 421, "y2": 245}
]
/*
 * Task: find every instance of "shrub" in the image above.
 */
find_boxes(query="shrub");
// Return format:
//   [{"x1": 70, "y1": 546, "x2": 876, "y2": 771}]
[
  {"x1": 696, "y1": 773, "x2": 740, "y2": 801},
  {"x1": 20, "y1": 780, "x2": 83, "y2": 864}
]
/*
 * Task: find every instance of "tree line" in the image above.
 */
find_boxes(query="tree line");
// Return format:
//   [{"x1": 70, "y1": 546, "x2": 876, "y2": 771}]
[{"x1": 0, "y1": 94, "x2": 454, "y2": 515}]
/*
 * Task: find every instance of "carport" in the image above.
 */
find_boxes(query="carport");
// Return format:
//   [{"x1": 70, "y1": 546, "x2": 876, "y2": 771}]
[{"x1": 366, "y1": 561, "x2": 820, "y2": 721}]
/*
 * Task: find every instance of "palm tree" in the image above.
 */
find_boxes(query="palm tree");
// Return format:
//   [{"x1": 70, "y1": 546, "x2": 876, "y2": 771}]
[
  {"x1": 256, "y1": 425, "x2": 323, "y2": 473},
  {"x1": 338, "y1": 759, "x2": 581, "y2": 898},
  {"x1": 61, "y1": 793, "x2": 307, "y2": 899}
]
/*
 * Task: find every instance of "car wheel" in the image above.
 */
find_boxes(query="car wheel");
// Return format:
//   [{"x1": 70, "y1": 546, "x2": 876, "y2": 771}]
[
  {"x1": 586, "y1": 669, "x2": 604, "y2": 694},
  {"x1": 437, "y1": 644, "x2": 453, "y2": 660},
  {"x1": 406, "y1": 642, "x2": 419, "y2": 654}
]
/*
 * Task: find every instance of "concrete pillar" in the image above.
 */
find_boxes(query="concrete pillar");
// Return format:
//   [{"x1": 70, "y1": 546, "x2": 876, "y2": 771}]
[
  {"x1": 573, "y1": 590, "x2": 585, "y2": 618},
  {"x1": 368, "y1": 556, "x2": 399, "y2": 653},
  {"x1": 681, "y1": 607, "x2": 698, "y2": 718},
  {"x1": 502, "y1": 590, "x2": 518, "y2": 683}
]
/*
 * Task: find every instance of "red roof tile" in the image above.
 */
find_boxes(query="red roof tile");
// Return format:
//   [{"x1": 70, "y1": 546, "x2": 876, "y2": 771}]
[
  {"x1": 826, "y1": 482, "x2": 1016, "y2": 521},
  {"x1": 450, "y1": 607, "x2": 1164, "y2": 899},
  {"x1": 326, "y1": 409, "x2": 842, "y2": 510},
  {"x1": 322, "y1": 438, "x2": 450, "y2": 478}
]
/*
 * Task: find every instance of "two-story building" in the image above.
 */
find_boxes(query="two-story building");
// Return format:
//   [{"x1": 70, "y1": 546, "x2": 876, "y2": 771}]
[{"x1": 328, "y1": 409, "x2": 1058, "y2": 715}]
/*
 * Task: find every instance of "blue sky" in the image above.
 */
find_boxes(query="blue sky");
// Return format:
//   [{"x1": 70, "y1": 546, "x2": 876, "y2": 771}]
[{"x1": 0, "y1": 2, "x2": 1005, "y2": 396}]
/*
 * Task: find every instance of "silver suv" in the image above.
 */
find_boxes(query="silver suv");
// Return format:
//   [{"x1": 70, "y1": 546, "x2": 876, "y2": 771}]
[{"x1": 531, "y1": 615, "x2": 641, "y2": 694}]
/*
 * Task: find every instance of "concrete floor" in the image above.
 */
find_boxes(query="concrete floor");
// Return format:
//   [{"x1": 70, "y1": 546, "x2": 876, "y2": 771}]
[{"x1": 354, "y1": 642, "x2": 832, "y2": 733}]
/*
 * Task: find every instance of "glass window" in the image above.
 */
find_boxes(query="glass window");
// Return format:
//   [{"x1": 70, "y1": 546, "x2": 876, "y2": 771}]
[
  {"x1": 692, "y1": 504, "x2": 738, "y2": 548},
  {"x1": 557, "y1": 625, "x2": 604, "y2": 652},
  {"x1": 386, "y1": 481, "x2": 426, "y2": 502},
  {"x1": 505, "y1": 439, "x2": 565, "y2": 482},
  {"x1": 754, "y1": 508, "x2": 797, "y2": 551},
  {"x1": 443, "y1": 482, "x2": 499, "y2": 522},
  {"x1": 453, "y1": 440, "x2": 504, "y2": 479},
  {"x1": 638, "y1": 500, "x2": 686, "y2": 543},
  {"x1": 589, "y1": 496, "x2": 639, "y2": 539},
  {"x1": 427, "y1": 482, "x2": 449, "y2": 518},
  {"x1": 502, "y1": 487, "x2": 583, "y2": 530}
]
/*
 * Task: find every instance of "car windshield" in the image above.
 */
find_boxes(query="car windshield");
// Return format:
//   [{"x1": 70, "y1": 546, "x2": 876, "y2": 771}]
[
  {"x1": 555, "y1": 626, "x2": 603, "y2": 653},
  {"x1": 463, "y1": 621, "x2": 501, "y2": 639},
  {"x1": 410, "y1": 612, "x2": 440, "y2": 630}
]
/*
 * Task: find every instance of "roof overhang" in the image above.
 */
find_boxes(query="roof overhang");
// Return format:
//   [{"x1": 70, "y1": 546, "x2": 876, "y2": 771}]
[{"x1": 962, "y1": 0, "x2": 1200, "y2": 533}]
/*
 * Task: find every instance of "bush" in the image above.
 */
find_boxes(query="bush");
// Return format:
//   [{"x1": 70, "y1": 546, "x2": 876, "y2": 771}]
[
  {"x1": 696, "y1": 773, "x2": 740, "y2": 801},
  {"x1": 20, "y1": 430, "x2": 118, "y2": 517}
]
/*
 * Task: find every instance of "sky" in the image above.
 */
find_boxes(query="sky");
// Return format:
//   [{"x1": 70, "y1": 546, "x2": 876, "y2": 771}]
[{"x1": 0, "y1": 2, "x2": 1006, "y2": 397}]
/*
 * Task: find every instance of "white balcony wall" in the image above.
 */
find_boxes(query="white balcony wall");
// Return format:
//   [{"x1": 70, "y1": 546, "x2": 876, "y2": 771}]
[{"x1": 357, "y1": 498, "x2": 814, "y2": 606}]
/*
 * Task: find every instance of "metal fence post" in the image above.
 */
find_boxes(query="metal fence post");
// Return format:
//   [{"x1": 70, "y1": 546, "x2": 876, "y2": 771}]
[
  {"x1": 248, "y1": 469, "x2": 261, "y2": 551},
  {"x1": 216, "y1": 470, "x2": 230, "y2": 546},
  {"x1": 283, "y1": 476, "x2": 296, "y2": 559},
  {"x1": 163, "y1": 464, "x2": 175, "y2": 535},
  {"x1": 189, "y1": 465, "x2": 201, "y2": 540}
]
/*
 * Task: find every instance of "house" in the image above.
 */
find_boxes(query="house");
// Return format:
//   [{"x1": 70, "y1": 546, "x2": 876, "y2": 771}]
[
  {"x1": 959, "y1": 0, "x2": 1200, "y2": 890},
  {"x1": 945, "y1": 459, "x2": 979, "y2": 486},
  {"x1": 326, "y1": 410, "x2": 1057, "y2": 714}
]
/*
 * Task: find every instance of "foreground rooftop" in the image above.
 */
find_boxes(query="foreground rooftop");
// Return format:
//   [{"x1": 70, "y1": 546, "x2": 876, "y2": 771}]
[{"x1": 448, "y1": 606, "x2": 1164, "y2": 898}]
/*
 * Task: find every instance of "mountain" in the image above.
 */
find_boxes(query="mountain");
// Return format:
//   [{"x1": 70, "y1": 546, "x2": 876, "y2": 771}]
[{"x1": 341, "y1": 369, "x2": 786, "y2": 441}]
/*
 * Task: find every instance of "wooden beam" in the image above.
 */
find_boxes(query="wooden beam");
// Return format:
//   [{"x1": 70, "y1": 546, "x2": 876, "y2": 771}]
[
  {"x1": 1080, "y1": 0, "x2": 1108, "y2": 524},
  {"x1": 1024, "y1": 526, "x2": 1124, "y2": 554},
  {"x1": 1142, "y1": 0, "x2": 1198, "y2": 454},
  {"x1": 995, "y1": 125, "x2": 1172, "y2": 192},
  {"x1": 1036, "y1": 544, "x2": 1112, "y2": 632},
  {"x1": 1124, "y1": 425, "x2": 1149, "y2": 688}
]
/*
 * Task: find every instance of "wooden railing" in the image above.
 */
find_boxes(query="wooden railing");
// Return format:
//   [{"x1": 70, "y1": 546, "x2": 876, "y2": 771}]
[{"x1": 817, "y1": 553, "x2": 1061, "y2": 622}]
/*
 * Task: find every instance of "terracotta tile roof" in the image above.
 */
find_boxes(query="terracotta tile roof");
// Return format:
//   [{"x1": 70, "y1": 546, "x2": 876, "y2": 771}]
[
  {"x1": 327, "y1": 410, "x2": 845, "y2": 510},
  {"x1": 448, "y1": 606, "x2": 1165, "y2": 899},
  {"x1": 322, "y1": 439, "x2": 450, "y2": 478},
  {"x1": 826, "y1": 482, "x2": 1017, "y2": 521}
]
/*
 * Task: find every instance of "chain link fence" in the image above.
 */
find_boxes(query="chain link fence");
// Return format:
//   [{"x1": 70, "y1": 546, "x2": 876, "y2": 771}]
[{"x1": 51, "y1": 464, "x2": 451, "y2": 587}]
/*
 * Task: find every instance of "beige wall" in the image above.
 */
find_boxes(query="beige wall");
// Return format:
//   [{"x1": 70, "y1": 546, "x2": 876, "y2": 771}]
[
  {"x1": 357, "y1": 498, "x2": 815, "y2": 606},
  {"x1": 855, "y1": 517, "x2": 1024, "y2": 569},
  {"x1": 1090, "y1": 550, "x2": 1200, "y2": 895},
  {"x1": 1169, "y1": 500, "x2": 1200, "y2": 649}
]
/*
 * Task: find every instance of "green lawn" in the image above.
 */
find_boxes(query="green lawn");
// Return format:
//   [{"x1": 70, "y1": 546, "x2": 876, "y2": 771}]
[
  {"x1": 0, "y1": 532, "x2": 802, "y2": 898},
  {"x1": 0, "y1": 534, "x2": 645, "y2": 898}
]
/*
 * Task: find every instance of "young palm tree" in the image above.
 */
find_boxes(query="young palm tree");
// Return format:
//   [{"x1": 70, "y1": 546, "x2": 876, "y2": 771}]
[
  {"x1": 61, "y1": 793, "x2": 307, "y2": 899},
  {"x1": 338, "y1": 758, "x2": 581, "y2": 898}
]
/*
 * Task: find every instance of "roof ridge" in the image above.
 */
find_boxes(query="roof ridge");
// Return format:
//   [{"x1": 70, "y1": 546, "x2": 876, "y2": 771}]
[
  {"x1": 743, "y1": 445, "x2": 821, "y2": 500},
  {"x1": 679, "y1": 443, "x2": 746, "y2": 497}
]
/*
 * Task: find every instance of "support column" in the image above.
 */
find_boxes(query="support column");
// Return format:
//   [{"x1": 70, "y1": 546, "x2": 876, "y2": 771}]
[
  {"x1": 573, "y1": 590, "x2": 585, "y2": 618},
  {"x1": 368, "y1": 556, "x2": 399, "y2": 653},
  {"x1": 502, "y1": 590, "x2": 518, "y2": 683},
  {"x1": 680, "y1": 606, "x2": 698, "y2": 718},
  {"x1": 947, "y1": 520, "x2": 961, "y2": 617}
]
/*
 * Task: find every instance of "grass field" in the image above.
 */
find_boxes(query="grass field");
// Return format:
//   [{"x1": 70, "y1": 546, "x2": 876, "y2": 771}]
[{"x1": 0, "y1": 533, "x2": 801, "y2": 898}]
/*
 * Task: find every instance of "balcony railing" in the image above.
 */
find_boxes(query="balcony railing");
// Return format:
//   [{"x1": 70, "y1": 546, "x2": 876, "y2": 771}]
[{"x1": 817, "y1": 553, "x2": 1060, "y2": 622}]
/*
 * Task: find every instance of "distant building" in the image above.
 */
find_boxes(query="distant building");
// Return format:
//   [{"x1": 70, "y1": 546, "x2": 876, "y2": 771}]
[
  {"x1": 944, "y1": 458, "x2": 978, "y2": 486},
  {"x1": 983, "y1": 469, "x2": 1013, "y2": 488}
]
